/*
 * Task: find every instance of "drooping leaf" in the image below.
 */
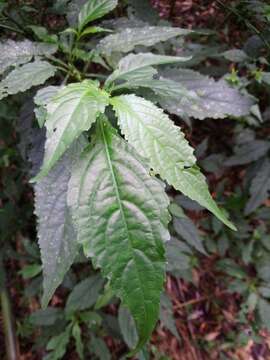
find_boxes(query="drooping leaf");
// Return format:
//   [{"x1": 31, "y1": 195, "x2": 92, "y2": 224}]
[
  {"x1": 45, "y1": 324, "x2": 72, "y2": 360},
  {"x1": 159, "y1": 68, "x2": 254, "y2": 119},
  {"x1": 34, "y1": 138, "x2": 86, "y2": 307},
  {"x1": 245, "y1": 158, "x2": 270, "y2": 215},
  {"x1": 65, "y1": 274, "x2": 104, "y2": 314},
  {"x1": 0, "y1": 39, "x2": 57, "y2": 75},
  {"x1": 67, "y1": 119, "x2": 170, "y2": 352},
  {"x1": 106, "y1": 52, "x2": 190, "y2": 87},
  {"x1": 225, "y1": 140, "x2": 270, "y2": 166},
  {"x1": 90, "y1": 335, "x2": 111, "y2": 360},
  {"x1": 118, "y1": 306, "x2": 138, "y2": 349},
  {"x1": 78, "y1": 0, "x2": 118, "y2": 31},
  {"x1": 173, "y1": 216, "x2": 206, "y2": 254},
  {"x1": 98, "y1": 26, "x2": 195, "y2": 54},
  {"x1": 29, "y1": 307, "x2": 64, "y2": 326},
  {"x1": 159, "y1": 293, "x2": 180, "y2": 339},
  {"x1": 0, "y1": 60, "x2": 56, "y2": 99},
  {"x1": 166, "y1": 237, "x2": 191, "y2": 274},
  {"x1": 33, "y1": 80, "x2": 109, "y2": 182},
  {"x1": 111, "y1": 94, "x2": 236, "y2": 230},
  {"x1": 258, "y1": 298, "x2": 270, "y2": 330}
]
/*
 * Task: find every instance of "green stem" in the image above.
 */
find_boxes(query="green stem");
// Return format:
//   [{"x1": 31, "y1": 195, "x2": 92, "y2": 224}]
[{"x1": 0, "y1": 261, "x2": 20, "y2": 360}]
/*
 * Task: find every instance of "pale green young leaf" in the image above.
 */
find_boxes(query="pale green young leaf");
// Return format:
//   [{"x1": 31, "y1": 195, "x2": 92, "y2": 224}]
[
  {"x1": 32, "y1": 80, "x2": 109, "y2": 182},
  {"x1": 79, "y1": 26, "x2": 112, "y2": 38},
  {"x1": 106, "y1": 52, "x2": 191, "y2": 87},
  {"x1": 67, "y1": 119, "x2": 170, "y2": 352},
  {"x1": 111, "y1": 95, "x2": 236, "y2": 230},
  {"x1": 78, "y1": 0, "x2": 118, "y2": 31},
  {"x1": 0, "y1": 60, "x2": 56, "y2": 99},
  {"x1": 98, "y1": 26, "x2": 194, "y2": 54},
  {"x1": 111, "y1": 94, "x2": 196, "y2": 170},
  {"x1": 34, "y1": 138, "x2": 87, "y2": 307}
]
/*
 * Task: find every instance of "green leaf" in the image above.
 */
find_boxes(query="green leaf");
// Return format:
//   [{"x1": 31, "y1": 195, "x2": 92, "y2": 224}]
[
  {"x1": 127, "y1": 0, "x2": 159, "y2": 23},
  {"x1": 111, "y1": 94, "x2": 236, "y2": 230},
  {"x1": 79, "y1": 25, "x2": 112, "y2": 38},
  {"x1": 118, "y1": 76, "x2": 193, "y2": 100},
  {"x1": 216, "y1": 259, "x2": 247, "y2": 279},
  {"x1": 222, "y1": 49, "x2": 249, "y2": 62},
  {"x1": 34, "y1": 86, "x2": 61, "y2": 127},
  {"x1": 118, "y1": 306, "x2": 138, "y2": 349},
  {"x1": 0, "y1": 60, "x2": 56, "y2": 99},
  {"x1": 166, "y1": 237, "x2": 192, "y2": 275},
  {"x1": 65, "y1": 274, "x2": 104, "y2": 314},
  {"x1": 78, "y1": 0, "x2": 118, "y2": 31},
  {"x1": 0, "y1": 39, "x2": 57, "y2": 75},
  {"x1": 111, "y1": 94, "x2": 196, "y2": 169},
  {"x1": 32, "y1": 80, "x2": 109, "y2": 182},
  {"x1": 245, "y1": 158, "x2": 270, "y2": 215},
  {"x1": 159, "y1": 68, "x2": 254, "y2": 119},
  {"x1": 160, "y1": 293, "x2": 180, "y2": 339},
  {"x1": 72, "y1": 323, "x2": 84, "y2": 359},
  {"x1": 19, "y1": 264, "x2": 42, "y2": 279},
  {"x1": 225, "y1": 140, "x2": 270, "y2": 166},
  {"x1": 67, "y1": 119, "x2": 170, "y2": 352},
  {"x1": 106, "y1": 52, "x2": 191, "y2": 87},
  {"x1": 90, "y1": 335, "x2": 111, "y2": 360},
  {"x1": 258, "y1": 298, "x2": 270, "y2": 330},
  {"x1": 98, "y1": 26, "x2": 195, "y2": 54},
  {"x1": 173, "y1": 217, "x2": 206, "y2": 254},
  {"x1": 29, "y1": 307, "x2": 64, "y2": 326},
  {"x1": 45, "y1": 324, "x2": 72, "y2": 360},
  {"x1": 28, "y1": 25, "x2": 58, "y2": 43},
  {"x1": 34, "y1": 138, "x2": 86, "y2": 307},
  {"x1": 95, "y1": 282, "x2": 114, "y2": 309}
]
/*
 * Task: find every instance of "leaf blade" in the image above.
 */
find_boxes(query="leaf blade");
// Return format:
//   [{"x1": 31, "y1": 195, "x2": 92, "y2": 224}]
[
  {"x1": 32, "y1": 80, "x2": 109, "y2": 182},
  {"x1": 34, "y1": 138, "x2": 87, "y2": 307},
  {"x1": 78, "y1": 0, "x2": 118, "y2": 31},
  {"x1": 0, "y1": 39, "x2": 57, "y2": 74},
  {"x1": 159, "y1": 68, "x2": 254, "y2": 119},
  {"x1": 106, "y1": 52, "x2": 191, "y2": 87},
  {"x1": 0, "y1": 60, "x2": 56, "y2": 99},
  {"x1": 67, "y1": 119, "x2": 170, "y2": 351},
  {"x1": 98, "y1": 26, "x2": 195, "y2": 54},
  {"x1": 112, "y1": 94, "x2": 236, "y2": 230}
]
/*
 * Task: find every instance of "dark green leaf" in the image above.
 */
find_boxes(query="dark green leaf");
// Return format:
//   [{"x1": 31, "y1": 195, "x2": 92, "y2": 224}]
[
  {"x1": 65, "y1": 275, "x2": 104, "y2": 314},
  {"x1": 34, "y1": 139, "x2": 86, "y2": 307},
  {"x1": 68, "y1": 119, "x2": 170, "y2": 352}
]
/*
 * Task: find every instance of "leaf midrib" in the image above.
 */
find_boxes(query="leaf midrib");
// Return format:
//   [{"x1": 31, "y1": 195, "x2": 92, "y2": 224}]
[{"x1": 99, "y1": 120, "x2": 148, "y2": 330}]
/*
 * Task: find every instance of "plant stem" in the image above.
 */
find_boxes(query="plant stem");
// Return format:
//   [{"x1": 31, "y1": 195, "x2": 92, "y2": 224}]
[{"x1": 0, "y1": 260, "x2": 20, "y2": 360}]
